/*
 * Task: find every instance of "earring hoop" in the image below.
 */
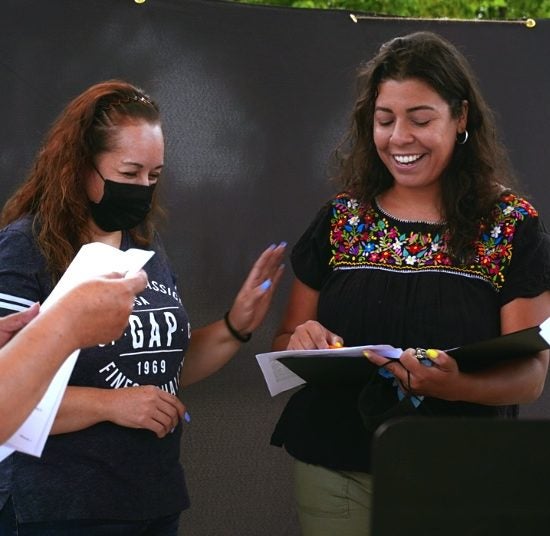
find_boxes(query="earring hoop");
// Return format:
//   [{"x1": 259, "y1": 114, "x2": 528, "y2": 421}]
[{"x1": 456, "y1": 130, "x2": 469, "y2": 145}]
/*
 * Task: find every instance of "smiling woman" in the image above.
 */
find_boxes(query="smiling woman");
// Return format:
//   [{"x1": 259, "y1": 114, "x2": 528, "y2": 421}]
[
  {"x1": 0, "y1": 80, "x2": 286, "y2": 535},
  {"x1": 270, "y1": 31, "x2": 550, "y2": 536},
  {"x1": 373, "y1": 78, "x2": 468, "y2": 222}
]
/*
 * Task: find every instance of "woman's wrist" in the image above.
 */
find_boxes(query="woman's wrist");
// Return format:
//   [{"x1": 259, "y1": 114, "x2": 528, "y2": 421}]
[{"x1": 223, "y1": 311, "x2": 252, "y2": 343}]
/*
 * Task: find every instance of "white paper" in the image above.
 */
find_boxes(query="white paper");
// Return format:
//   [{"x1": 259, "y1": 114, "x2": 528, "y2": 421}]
[
  {"x1": 256, "y1": 344, "x2": 402, "y2": 397},
  {"x1": 0, "y1": 444, "x2": 14, "y2": 460},
  {"x1": 0, "y1": 242, "x2": 154, "y2": 461}
]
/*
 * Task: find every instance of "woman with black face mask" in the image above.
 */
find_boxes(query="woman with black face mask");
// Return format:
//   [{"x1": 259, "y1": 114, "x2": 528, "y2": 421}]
[{"x1": 0, "y1": 80, "x2": 286, "y2": 536}]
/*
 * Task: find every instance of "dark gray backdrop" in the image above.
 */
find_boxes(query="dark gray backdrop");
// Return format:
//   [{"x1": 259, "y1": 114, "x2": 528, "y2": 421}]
[{"x1": 1, "y1": 1, "x2": 549, "y2": 534}]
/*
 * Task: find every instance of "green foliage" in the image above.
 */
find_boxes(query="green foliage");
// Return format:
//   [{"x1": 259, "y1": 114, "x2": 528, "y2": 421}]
[{"x1": 230, "y1": 0, "x2": 550, "y2": 19}]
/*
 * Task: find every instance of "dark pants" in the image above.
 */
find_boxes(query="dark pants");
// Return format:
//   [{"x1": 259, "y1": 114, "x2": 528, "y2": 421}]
[{"x1": 0, "y1": 497, "x2": 180, "y2": 536}]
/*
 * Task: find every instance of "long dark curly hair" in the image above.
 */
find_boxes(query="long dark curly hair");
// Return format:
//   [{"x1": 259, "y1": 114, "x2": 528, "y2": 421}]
[
  {"x1": 1, "y1": 80, "x2": 163, "y2": 282},
  {"x1": 333, "y1": 31, "x2": 519, "y2": 261}
]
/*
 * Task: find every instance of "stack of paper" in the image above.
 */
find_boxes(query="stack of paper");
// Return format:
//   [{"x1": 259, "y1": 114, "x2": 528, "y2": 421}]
[{"x1": 256, "y1": 344, "x2": 402, "y2": 396}]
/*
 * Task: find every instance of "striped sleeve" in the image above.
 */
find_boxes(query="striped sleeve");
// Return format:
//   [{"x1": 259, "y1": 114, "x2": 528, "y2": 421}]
[
  {"x1": 0, "y1": 292, "x2": 35, "y2": 313},
  {"x1": 0, "y1": 219, "x2": 51, "y2": 317}
]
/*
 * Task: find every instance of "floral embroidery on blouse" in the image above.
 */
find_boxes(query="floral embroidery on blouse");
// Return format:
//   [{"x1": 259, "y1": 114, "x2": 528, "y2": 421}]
[{"x1": 329, "y1": 192, "x2": 537, "y2": 290}]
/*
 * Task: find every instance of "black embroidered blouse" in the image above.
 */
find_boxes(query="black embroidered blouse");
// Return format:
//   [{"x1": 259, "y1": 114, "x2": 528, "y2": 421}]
[{"x1": 271, "y1": 193, "x2": 550, "y2": 472}]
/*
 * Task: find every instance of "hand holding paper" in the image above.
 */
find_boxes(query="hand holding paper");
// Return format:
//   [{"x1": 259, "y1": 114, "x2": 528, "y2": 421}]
[
  {"x1": 55, "y1": 271, "x2": 148, "y2": 349},
  {"x1": 0, "y1": 242, "x2": 154, "y2": 461},
  {"x1": 257, "y1": 318, "x2": 550, "y2": 398}
]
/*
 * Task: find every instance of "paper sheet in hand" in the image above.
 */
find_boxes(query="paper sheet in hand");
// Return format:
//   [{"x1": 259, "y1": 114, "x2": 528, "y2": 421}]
[
  {"x1": 256, "y1": 345, "x2": 402, "y2": 396},
  {"x1": 0, "y1": 242, "x2": 154, "y2": 461},
  {"x1": 256, "y1": 316, "x2": 550, "y2": 397}
]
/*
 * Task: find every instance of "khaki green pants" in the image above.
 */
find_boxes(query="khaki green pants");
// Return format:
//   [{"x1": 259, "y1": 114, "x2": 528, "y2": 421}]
[{"x1": 293, "y1": 460, "x2": 373, "y2": 536}]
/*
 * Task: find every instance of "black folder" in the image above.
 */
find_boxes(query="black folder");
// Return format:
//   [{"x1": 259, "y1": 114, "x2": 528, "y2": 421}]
[
  {"x1": 277, "y1": 354, "x2": 376, "y2": 386},
  {"x1": 277, "y1": 320, "x2": 550, "y2": 386},
  {"x1": 445, "y1": 324, "x2": 549, "y2": 361}
]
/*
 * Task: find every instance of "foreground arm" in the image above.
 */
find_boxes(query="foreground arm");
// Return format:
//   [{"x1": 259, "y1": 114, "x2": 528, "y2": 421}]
[
  {"x1": 366, "y1": 291, "x2": 550, "y2": 405},
  {"x1": 0, "y1": 271, "x2": 147, "y2": 443}
]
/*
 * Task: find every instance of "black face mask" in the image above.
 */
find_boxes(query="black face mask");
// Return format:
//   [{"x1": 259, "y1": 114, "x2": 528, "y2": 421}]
[{"x1": 90, "y1": 169, "x2": 156, "y2": 232}]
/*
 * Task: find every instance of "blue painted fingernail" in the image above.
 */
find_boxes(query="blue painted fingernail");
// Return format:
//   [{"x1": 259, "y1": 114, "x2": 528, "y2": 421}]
[
  {"x1": 184, "y1": 411, "x2": 191, "y2": 423},
  {"x1": 279, "y1": 241, "x2": 287, "y2": 247},
  {"x1": 260, "y1": 279, "x2": 272, "y2": 292}
]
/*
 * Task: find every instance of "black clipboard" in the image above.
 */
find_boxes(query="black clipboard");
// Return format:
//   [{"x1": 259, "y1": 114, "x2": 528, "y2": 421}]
[
  {"x1": 277, "y1": 320, "x2": 550, "y2": 385},
  {"x1": 277, "y1": 355, "x2": 375, "y2": 386},
  {"x1": 446, "y1": 324, "x2": 549, "y2": 362}
]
